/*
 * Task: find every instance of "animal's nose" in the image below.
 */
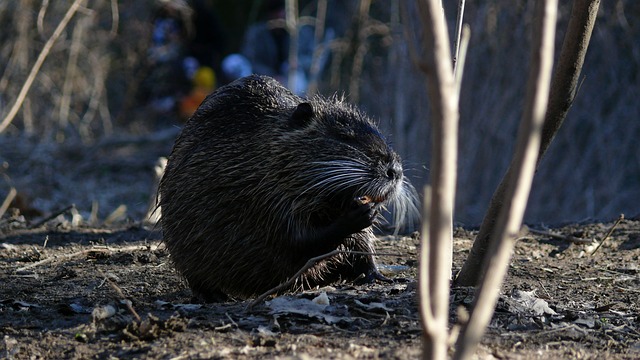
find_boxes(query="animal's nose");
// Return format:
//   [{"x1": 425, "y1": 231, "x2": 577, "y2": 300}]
[{"x1": 386, "y1": 163, "x2": 403, "y2": 181}]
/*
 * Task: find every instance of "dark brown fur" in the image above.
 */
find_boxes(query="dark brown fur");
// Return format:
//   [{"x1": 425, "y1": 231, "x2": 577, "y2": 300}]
[{"x1": 159, "y1": 75, "x2": 413, "y2": 301}]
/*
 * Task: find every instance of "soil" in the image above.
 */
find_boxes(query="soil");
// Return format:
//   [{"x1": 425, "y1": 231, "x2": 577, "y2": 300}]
[
  {"x1": 1, "y1": 134, "x2": 639, "y2": 359},
  {"x1": 1, "y1": 220, "x2": 639, "y2": 359}
]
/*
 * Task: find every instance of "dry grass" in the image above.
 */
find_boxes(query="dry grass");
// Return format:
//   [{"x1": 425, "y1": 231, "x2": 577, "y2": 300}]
[
  {"x1": 0, "y1": 0, "x2": 637, "y2": 225},
  {"x1": 0, "y1": 1, "x2": 153, "y2": 143}
]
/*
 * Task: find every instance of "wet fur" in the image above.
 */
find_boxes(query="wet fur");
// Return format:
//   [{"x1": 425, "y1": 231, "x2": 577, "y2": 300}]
[{"x1": 160, "y1": 75, "x2": 414, "y2": 300}]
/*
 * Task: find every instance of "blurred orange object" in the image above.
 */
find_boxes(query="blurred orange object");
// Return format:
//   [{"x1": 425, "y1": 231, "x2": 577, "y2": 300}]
[{"x1": 179, "y1": 66, "x2": 216, "y2": 120}]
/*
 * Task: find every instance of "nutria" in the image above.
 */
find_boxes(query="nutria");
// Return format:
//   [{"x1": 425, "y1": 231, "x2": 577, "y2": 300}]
[{"x1": 159, "y1": 75, "x2": 414, "y2": 301}]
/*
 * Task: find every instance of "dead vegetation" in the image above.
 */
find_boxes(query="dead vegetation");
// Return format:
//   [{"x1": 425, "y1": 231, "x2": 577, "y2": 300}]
[
  {"x1": 0, "y1": 1, "x2": 638, "y2": 223},
  {"x1": 1, "y1": 221, "x2": 639, "y2": 359},
  {"x1": 0, "y1": 0, "x2": 639, "y2": 359}
]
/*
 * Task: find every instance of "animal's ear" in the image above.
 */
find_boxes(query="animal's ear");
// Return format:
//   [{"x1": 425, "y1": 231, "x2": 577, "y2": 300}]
[{"x1": 290, "y1": 102, "x2": 314, "y2": 128}]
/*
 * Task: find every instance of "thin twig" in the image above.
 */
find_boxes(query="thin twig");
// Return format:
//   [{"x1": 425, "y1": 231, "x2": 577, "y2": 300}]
[
  {"x1": 15, "y1": 247, "x2": 110, "y2": 273},
  {"x1": 225, "y1": 313, "x2": 239, "y2": 327},
  {"x1": 454, "y1": 25, "x2": 470, "y2": 95},
  {"x1": 533, "y1": 323, "x2": 589, "y2": 336},
  {"x1": 15, "y1": 244, "x2": 153, "y2": 274},
  {"x1": 527, "y1": 228, "x2": 593, "y2": 244},
  {"x1": 30, "y1": 204, "x2": 75, "y2": 229},
  {"x1": 0, "y1": 187, "x2": 17, "y2": 219},
  {"x1": 79, "y1": 51, "x2": 107, "y2": 141},
  {"x1": 538, "y1": 280, "x2": 553, "y2": 300},
  {"x1": 100, "y1": 270, "x2": 141, "y2": 322},
  {"x1": 285, "y1": 0, "x2": 299, "y2": 92},
  {"x1": 247, "y1": 248, "x2": 398, "y2": 309},
  {"x1": 616, "y1": 286, "x2": 640, "y2": 294},
  {"x1": 58, "y1": 15, "x2": 87, "y2": 137},
  {"x1": 452, "y1": 0, "x2": 466, "y2": 73},
  {"x1": 399, "y1": 2, "x2": 427, "y2": 72},
  {"x1": 0, "y1": 0, "x2": 85, "y2": 133},
  {"x1": 109, "y1": 0, "x2": 119, "y2": 38},
  {"x1": 305, "y1": 0, "x2": 328, "y2": 95},
  {"x1": 104, "y1": 204, "x2": 127, "y2": 225},
  {"x1": 37, "y1": 0, "x2": 51, "y2": 39},
  {"x1": 349, "y1": 0, "x2": 373, "y2": 103},
  {"x1": 248, "y1": 249, "x2": 341, "y2": 309},
  {"x1": 590, "y1": 214, "x2": 624, "y2": 255},
  {"x1": 313, "y1": 0, "x2": 327, "y2": 48}
]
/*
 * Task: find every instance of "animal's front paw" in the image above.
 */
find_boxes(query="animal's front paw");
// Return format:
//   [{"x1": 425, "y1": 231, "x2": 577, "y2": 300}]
[
  {"x1": 339, "y1": 201, "x2": 377, "y2": 234},
  {"x1": 330, "y1": 196, "x2": 380, "y2": 238}
]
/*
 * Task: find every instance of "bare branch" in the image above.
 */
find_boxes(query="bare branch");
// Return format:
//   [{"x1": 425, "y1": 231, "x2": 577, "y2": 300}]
[
  {"x1": 416, "y1": 0, "x2": 459, "y2": 358},
  {"x1": 454, "y1": 1, "x2": 558, "y2": 359},
  {"x1": 455, "y1": 0, "x2": 602, "y2": 287},
  {"x1": 452, "y1": 0, "x2": 466, "y2": 74},
  {"x1": 538, "y1": 0, "x2": 601, "y2": 163}
]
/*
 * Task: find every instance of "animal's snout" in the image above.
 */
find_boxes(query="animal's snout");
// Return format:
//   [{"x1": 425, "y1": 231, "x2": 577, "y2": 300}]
[{"x1": 386, "y1": 162, "x2": 403, "y2": 181}]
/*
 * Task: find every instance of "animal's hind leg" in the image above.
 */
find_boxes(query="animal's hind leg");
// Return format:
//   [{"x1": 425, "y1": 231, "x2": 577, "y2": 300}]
[{"x1": 189, "y1": 281, "x2": 231, "y2": 303}]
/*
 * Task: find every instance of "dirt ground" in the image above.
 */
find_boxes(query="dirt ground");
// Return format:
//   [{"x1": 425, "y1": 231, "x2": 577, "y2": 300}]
[
  {"x1": 1, "y1": 134, "x2": 639, "y2": 359},
  {"x1": 1, "y1": 218, "x2": 639, "y2": 359}
]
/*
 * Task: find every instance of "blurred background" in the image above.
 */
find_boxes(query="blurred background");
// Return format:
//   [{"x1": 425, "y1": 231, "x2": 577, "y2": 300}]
[{"x1": 0, "y1": 0, "x2": 638, "y2": 228}]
